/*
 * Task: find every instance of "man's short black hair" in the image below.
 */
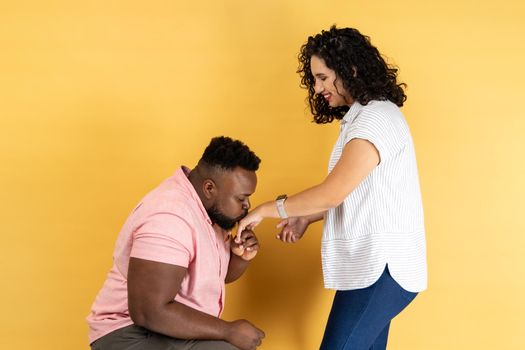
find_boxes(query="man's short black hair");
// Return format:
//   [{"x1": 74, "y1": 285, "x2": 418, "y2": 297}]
[{"x1": 200, "y1": 136, "x2": 261, "y2": 171}]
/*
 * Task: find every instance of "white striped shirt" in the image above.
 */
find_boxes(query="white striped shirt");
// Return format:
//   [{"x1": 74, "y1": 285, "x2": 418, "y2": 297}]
[{"x1": 322, "y1": 100, "x2": 427, "y2": 292}]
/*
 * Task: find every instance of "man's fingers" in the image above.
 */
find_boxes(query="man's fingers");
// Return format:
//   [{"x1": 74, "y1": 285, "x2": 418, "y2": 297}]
[
  {"x1": 240, "y1": 230, "x2": 255, "y2": 241},
  {"x1": 246, "y1": 244, "x2": 259, "y2": 252},
  {"x1": 231, "y1": 244, "x2": 245, "y2": 256},
  {"x1": 243, "y1": 236, "x2": 258, "y2": 247},
  {"x1": 244, "y1": 238, "x2": 259, "y2": 251}
]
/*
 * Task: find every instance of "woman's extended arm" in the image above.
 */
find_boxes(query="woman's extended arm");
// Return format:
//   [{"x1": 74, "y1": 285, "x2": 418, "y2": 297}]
[{"x1": 237, "y1": 138, "x2": 379, "y2": 237}]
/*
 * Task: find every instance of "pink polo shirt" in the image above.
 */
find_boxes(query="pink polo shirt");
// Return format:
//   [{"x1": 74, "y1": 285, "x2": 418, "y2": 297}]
[{"x1": 86, "y1": 167, "x2": 231, "y2": 344}]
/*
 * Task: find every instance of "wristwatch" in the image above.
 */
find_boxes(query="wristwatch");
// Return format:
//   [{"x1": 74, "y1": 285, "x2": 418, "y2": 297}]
[{"x1": 275, "y1": 194, "x2": 288, "y2": 219}]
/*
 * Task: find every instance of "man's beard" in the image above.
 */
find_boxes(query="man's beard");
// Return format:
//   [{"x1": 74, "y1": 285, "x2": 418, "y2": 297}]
[{"x1": 207, "y1": 205, "x2": 248, "y2": 230}]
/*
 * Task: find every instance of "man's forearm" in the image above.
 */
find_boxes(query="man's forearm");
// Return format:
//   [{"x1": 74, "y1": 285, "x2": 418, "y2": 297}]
[
  {"x1": 225, "y1": 254, "x2": 250, "y2": 283},
  {"x1": 133, "y1": 299, "x2": 229, "y2": 341}
]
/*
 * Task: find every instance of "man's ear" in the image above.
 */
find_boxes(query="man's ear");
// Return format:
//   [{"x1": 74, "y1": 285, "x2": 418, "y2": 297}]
[{"x1": 202, "y1": 179, "x2": 217, "y2": 200}]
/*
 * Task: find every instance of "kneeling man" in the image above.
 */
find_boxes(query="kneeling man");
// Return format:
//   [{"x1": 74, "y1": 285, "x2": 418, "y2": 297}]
[{"x1": 87, "y1": 136, "x2": 265, "y2": 350}]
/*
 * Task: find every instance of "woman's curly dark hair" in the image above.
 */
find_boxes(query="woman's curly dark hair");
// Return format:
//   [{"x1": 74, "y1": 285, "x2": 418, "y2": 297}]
[{"x1": 298, "y1": 25, "x2": 407, "y2": 124}]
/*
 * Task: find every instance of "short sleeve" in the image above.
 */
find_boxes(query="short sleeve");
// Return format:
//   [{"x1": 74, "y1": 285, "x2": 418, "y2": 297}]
[
  {"x1": 343, "y1": 107, "x2": 408, "y2": 162},
  {"x1": 130, "y1": 212, "x2": 195, "y2": 267}
]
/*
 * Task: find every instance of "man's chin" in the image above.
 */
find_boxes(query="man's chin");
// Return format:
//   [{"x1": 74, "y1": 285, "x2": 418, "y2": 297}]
[
  {"x1": 218, "y1": 222, "x2": 236, "y2": 231},
  {"x1": 235, "y1": 212, "x2": 248, "y2": 222},
  {"x1": 207, "y1": 207, "x2": 247, "y2": 231},
  {"x1": 217, "y1": 216, "x2": 244, "y2": 231}
]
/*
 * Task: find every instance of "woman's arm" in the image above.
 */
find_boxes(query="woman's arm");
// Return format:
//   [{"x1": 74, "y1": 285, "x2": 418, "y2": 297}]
[{"x1": 237, "y1": 138, "x2": 379, "y2": 236}]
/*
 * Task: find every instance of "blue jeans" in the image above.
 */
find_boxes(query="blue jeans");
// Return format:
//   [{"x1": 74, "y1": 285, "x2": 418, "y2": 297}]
[{"x1": 320, "y1": 265, "x2": 417, "y2": 350}]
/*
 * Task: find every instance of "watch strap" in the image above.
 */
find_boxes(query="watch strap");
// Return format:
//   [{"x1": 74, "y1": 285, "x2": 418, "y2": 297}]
[{"x1": 275, "y1": 194, "x2": 288, "y2": 219}]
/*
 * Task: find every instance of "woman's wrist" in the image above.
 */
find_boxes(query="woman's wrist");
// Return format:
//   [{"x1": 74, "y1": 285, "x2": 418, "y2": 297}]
[{"x1": 261, "y1": 200, "x2": 278, "y2": 218}]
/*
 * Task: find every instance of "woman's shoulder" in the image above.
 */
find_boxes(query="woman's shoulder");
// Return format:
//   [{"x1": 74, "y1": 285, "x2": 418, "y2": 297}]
[
  {"x1": 360, "y1": 100, "x2": 402, "y2": 116},
  {"x1": 356, "y1": 100, "x2": 405, "y2": 124},
  {"x1": 354, "y1": 100, "x2": 410, "y2": 140}
]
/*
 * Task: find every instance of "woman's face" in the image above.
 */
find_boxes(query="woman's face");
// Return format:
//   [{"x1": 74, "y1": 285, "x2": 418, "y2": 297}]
[{"x1": 310, "y1": 55, "x2": 353, "y2": 107}]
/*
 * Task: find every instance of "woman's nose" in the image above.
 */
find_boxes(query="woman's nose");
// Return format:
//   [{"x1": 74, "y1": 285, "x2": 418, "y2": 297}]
[{"x1": 314, "y1": 80, "x2": 324, "y2": 94}]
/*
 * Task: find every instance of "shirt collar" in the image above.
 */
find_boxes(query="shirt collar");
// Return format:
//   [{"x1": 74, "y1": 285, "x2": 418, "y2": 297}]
[
  {"x1": 341, "y1": 102, "x2": 363, "y2": 126},
  {"x1": 175, "y1": 166, "x2": 213, "y2": 225}
]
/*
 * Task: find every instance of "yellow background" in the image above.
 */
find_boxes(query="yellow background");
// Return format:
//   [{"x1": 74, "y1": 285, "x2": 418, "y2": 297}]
[{"x1": 1, "y1": 1, "x2": 524, "y2": 349}]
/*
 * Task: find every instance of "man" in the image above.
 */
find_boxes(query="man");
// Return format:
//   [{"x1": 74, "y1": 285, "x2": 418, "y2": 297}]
[{"x1": 87, "y1": 136, "x2": 265, "y2": 350}]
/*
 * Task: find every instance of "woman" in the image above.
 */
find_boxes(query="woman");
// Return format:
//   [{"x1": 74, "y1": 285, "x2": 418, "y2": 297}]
[{"x1": 236, "y1": 26, "x2": 427, "y2": 349}]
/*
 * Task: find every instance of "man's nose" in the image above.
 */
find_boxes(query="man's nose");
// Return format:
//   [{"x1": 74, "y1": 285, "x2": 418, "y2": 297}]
[{"x1": 242, "y1": 199, "x2": 251, "y2": 211}]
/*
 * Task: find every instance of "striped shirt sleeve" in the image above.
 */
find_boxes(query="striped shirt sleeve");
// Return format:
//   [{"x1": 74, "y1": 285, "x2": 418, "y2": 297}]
[{"x1": 343, "y1": 107, "x2": 408, "y2": 162}]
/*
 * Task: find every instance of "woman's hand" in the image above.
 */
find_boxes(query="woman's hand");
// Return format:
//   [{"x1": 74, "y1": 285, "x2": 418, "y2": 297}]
[
  {"x1": 231, "y1": 229, "x2": 259, "y2": 261},
  {"x1": 276, "y1": 216, "x2": 310, "y2": 243},
  {"x1": 236, "y1": 206, "x2": 265, "y2": 242}
]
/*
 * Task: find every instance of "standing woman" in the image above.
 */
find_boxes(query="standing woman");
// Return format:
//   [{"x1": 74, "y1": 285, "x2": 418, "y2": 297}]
[{"x1": 236, "y1": 26, "x2": 427, "y2": 350}]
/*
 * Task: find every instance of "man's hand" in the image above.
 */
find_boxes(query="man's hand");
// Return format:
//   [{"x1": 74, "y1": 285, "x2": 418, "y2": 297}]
[
  {"x1": 276, "y1": 216, "x2": 310, "y2": 243},
  {"x1": 225, "y1": 319, "x2": 265, "y2": 350},
  {"x1": 231, "y1": 229, "x2": 259, "y2": 261},
  {"x1": 226, "y1": 229, "x2": 259, "y2": 283}
]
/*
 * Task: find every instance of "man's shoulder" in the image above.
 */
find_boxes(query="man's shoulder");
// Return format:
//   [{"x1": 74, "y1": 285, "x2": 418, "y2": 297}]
[{"x1": 141, "y1": 182, "x2": 196, "y2": 217}]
